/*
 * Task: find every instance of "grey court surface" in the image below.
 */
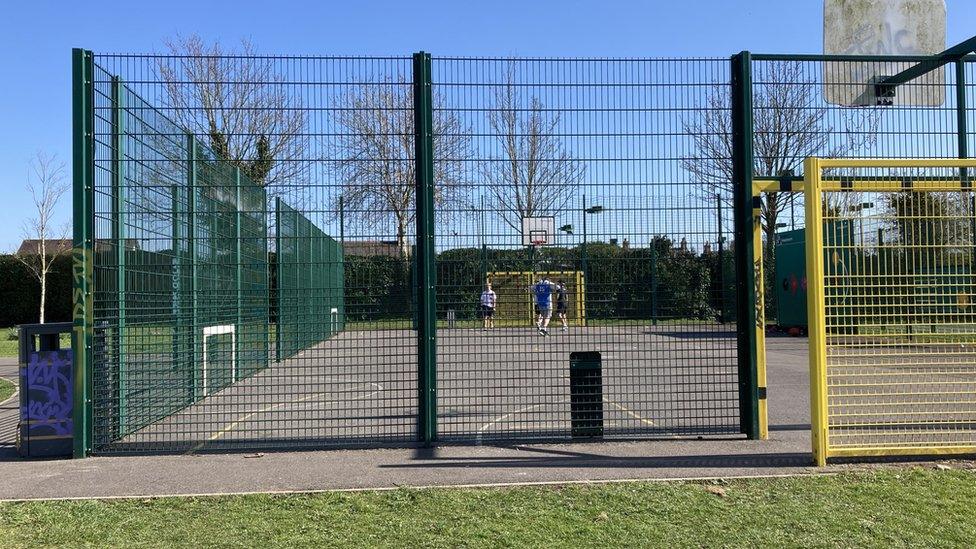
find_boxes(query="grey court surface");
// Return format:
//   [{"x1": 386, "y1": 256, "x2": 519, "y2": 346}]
[
  {"x1": 0, "y1": 337, "x2": 824, "y2": 501},
  {"x1": 118, "y1": 324, "x2": 739, "y2": 454}
]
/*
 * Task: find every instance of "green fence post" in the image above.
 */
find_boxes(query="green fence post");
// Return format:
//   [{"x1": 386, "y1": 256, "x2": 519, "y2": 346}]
[
  {"x1": 235, "y1": 167, "x2": 243, "y2": 382},
  {"x1": 261, "y1": 185, "x2": 269, "y2": 368},
  {"x1": 110, "y1": 76, "x2": 127, "y2": 435},
  {"x1": 957, "y1": 60, "x2": 969, "y2": 171},
  {"x1": 413, "y1": 51, "x2": 437, "y2": 445},
  {"x1": 716, "y1": 193, "x2": 726, "y2": 324},
  {"x1": 275, "y1": 197, "x2": 281, "y2": 362},
  {"x1": 649, "y1": 243, "x2": 657, "y2": 326},
  {"x1": 731, "y1": 51, "x2": 760, "y2": 439},
  {"x1": 72, "y1": 48, "x2": 95, "y2": 458},
  {"x1": 187, "y1": 134, "x2": 199, "y2": 400}
]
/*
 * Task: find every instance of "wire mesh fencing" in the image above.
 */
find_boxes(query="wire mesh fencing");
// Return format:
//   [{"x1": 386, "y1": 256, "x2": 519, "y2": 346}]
[
  {"x1": 74, "y1": 51, "x2": 752, "y2": 454},
  {"x1": 275, "y1": 198, "x2": 344, "y2": 361},
  {"x1": 805, "y1": 159, "x2": 976, "y2": 464},
  {"x1": 430, "y1": 57, "x2": 741, "y2": 442},
  {"x1": 82, "y1": 53, "x2": 420, "y2": 453}
]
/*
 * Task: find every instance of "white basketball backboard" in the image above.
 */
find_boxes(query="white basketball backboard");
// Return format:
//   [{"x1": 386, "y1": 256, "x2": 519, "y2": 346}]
[
  {"x1": 522, "y1": 216, "x2": 556, "y2": 246},
  {"x1": 824, "y1": 0, "x2": 946, "y2": 106}
]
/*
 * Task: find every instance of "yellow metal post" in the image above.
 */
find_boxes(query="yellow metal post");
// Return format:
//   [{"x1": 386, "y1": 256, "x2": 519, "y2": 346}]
[
  {"x1": 752, "y1": 192, "x2": 768, "y2": 439},
  {"x1": 804, "y1": 157, "x2": 829, "y2": 466}
]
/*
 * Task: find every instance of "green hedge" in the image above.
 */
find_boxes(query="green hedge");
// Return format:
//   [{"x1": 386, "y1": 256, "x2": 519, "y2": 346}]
[
  {"x1": 5, "y1": 242, "x2": 738, "y2": 329},
  {"x1": 0, "y1": 254, "x2": 72, "y2": 327}
]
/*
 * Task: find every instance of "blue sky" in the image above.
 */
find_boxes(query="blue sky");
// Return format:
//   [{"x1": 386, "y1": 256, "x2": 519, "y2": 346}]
[{"x1": 2, "y1": 0, "x2": 976, "y2": 250}]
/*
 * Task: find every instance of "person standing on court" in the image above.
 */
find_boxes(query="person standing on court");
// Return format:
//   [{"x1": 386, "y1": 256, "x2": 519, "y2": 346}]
[
  {"x1": 480, "y1": 282, "x2": 497, "y2": 330},
  {"x1": 555, "y1": 280, "x2": 569, "y2": 332},
  {"x1": 533, "y1": 276, "x2": 555, "y2": 336}
]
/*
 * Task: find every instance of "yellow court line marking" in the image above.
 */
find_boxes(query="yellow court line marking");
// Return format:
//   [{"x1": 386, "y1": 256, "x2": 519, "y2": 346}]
[
  {"x1": 476, "y1": 397, "x2": 671, "y2": 445},
  {"x1": 603, "y1": 399, "x2": 658, "y2": 428},
  {"x1": 476, "y1": 400, "x2": 568, "y2": 445},
  {"x1": 186, "y1": 382, "x2": 383, "y2": 455}
]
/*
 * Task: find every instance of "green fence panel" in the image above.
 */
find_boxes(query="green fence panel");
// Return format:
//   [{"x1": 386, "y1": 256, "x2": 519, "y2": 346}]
[{"x1": 275, "y1": 200, "x2": 345, "y2": 360}]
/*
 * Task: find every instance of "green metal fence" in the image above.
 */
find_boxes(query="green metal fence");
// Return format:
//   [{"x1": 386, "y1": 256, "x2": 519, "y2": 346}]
[
  {"x1": 78, "y1": 51, "x2": 270, "y2": 453},
  {"x1": 430, "y1": 57, "x2": 743, "y2": 441},
  {"x1": 275, "y1": 198, "x2": 345, "y2": 361},
  {"x1": 74, "y1": 46, "x2": 976, "y2": 456},
  {"x1": 74, "y1": 50, "x2": 752, "y2": 455}
]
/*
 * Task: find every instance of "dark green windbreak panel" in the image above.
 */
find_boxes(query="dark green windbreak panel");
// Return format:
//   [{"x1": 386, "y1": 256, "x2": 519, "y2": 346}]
[{"x1": 275, "y1": 199, "x2": 345, "y2": 361}]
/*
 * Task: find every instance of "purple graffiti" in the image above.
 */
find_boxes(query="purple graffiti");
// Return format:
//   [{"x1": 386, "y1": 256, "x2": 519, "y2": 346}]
[{"x1": 22, "y1": 350, "x2": 73, "y2": 437}]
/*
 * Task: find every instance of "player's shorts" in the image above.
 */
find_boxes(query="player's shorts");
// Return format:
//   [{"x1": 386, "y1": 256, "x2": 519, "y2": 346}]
[
  {"x1": 481, "y1": 305, "x2": 495, "y2": 319},
  {"x1": 556, "y1": 302, "x2": 567, "y2": 315},
  {"x1": 537, "y1": 304, "x2": 552, "y2": 319}
]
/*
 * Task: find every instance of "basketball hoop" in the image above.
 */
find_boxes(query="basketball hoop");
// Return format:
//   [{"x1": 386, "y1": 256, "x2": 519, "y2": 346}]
[{"x1": 522, "y1": 217, "x2": 555, "y2": 247}]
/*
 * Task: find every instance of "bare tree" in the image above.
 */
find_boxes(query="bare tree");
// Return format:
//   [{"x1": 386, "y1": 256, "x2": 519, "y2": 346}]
[
  {"x1": 16, "y1": 152, "x2": 70, "y2": 323},
  {"x1": 332, "y1": 78, "x2": 470, "y2": 256},
  {"x1": 156, "y1": 35, "x2": 308, "y2": 194},
  {"x1": 682, "y1": 61, "x2": 878, "y2": 249},
  {"x1": 481, "y1": 65, "x2": 586, "y2": 232}
]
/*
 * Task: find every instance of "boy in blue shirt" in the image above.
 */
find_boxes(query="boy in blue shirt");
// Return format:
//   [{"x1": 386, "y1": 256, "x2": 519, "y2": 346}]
[{"x1": 533, "y1": 276, "x2": 555, "y2": 336}]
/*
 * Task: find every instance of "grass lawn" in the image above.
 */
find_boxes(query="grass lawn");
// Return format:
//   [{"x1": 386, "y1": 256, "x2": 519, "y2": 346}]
[
  {"x1": 0, "y1": 339, "x2": 16, "y2": 358},
  {"x1": 0, "y1": 376, "x2": 14, "y2": 403},
  {"x1": 0, "y1": 333, "x2": 71, "y2": 359},
  {"x1": 1, "y1": 469, "x2": 974, "y2": 547}
]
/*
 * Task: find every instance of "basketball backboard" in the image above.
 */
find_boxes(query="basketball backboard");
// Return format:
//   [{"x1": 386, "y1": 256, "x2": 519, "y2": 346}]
[
  {"x1": 522, "y1": 216, "x2": 556, "y2": 246},
  {"x1": 824, "y1": 0, "x2": 946, "y2": 106}
]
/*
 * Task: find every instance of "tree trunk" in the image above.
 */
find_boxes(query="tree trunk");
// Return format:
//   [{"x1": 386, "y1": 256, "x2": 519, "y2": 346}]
[
  {"x1": 39, "y1": 269, "x2": 46, "y2": 324},
  {"x1": 396, "y1": 217, "x2": 407, "y2": 259}
]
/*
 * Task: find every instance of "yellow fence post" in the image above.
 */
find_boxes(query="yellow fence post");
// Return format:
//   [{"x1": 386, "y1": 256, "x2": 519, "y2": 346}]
[
  {"x1": 752, "y1": 190, "x2": 768, "y2": 440},
  {"x1": 804, "y1": 157, "x2": 829, "y2": 466}
]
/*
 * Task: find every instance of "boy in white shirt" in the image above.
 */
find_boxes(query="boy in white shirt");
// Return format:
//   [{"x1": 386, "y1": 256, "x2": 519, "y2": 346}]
[{"x1": 480, "y1": 283, "x2": 497, "y2": 330}]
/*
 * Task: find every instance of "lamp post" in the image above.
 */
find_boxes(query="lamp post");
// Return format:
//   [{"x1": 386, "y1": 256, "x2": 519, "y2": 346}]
[{"x1": 580, "y1": 193, "x2": 604, "y2": 283}]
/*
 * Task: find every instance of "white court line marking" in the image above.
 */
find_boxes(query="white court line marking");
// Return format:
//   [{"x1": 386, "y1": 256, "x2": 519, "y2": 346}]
[{"x1": 186, "y1": 382, "x2": 383, "y2": 455}]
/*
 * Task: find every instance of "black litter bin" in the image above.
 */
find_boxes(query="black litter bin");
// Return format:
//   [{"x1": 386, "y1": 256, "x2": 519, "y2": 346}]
[{"x1": 569, "y1": 351, "x2": 603, "y2": 438}]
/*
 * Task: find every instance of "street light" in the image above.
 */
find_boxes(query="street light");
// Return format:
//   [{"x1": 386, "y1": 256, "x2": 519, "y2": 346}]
[{"x1": 580, "y1": 194, "x2": 605, "y2": 280}]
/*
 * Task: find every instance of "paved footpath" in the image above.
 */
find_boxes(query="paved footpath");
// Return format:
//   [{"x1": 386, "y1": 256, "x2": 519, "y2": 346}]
[
  {"x1": 0, "y1": 358, "x2": 17, "y2": 460},
  {"x1": 0, "y1": 338, "x2": 920, "y2": 501}
]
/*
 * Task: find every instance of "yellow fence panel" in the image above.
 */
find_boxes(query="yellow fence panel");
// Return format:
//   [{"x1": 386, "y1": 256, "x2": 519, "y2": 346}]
[{"x1": 805, "y1": 158, "x2": 976, "y2": 465}]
